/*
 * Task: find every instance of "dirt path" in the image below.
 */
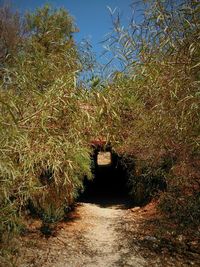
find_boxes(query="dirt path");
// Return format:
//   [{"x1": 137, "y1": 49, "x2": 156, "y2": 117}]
[
  {"x1": 18, "y1": 202, "x2": 199, "y2": 267},
  {"x1": 70, "y1": 203, "x2": 146, "y2": 267}
]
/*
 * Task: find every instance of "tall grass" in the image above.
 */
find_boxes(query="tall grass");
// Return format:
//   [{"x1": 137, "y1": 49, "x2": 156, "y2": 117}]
[
  {"x1": 0, "y1": 6, "x2": 92, "y2": 260},
  {"x1": 100, "y1": 0, "x2": 199, "y2": 222}
]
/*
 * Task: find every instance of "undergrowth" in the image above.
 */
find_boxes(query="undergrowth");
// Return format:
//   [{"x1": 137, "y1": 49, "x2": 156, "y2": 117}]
[{"x1": 0, "y1": 0, "x2": 199, "y2": 264}]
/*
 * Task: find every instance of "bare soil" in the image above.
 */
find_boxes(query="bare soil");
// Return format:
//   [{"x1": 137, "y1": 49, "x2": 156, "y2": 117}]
[{"x1": 16, "y1": 201, "x2": 200, "y2": 267}]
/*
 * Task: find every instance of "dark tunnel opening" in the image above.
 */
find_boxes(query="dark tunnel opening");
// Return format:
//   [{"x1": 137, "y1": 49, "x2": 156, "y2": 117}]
[{"x1": 79, "y1": 147, "x2": 133, "y2": 208}]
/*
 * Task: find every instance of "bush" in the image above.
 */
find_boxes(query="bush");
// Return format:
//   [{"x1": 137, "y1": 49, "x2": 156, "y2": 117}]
[
  {"x1": 101, "y1": 0, "x2": 199, "y2": 223},
  {"x1": 0, "y1": 5, "x2": 92, "y2": 246}
]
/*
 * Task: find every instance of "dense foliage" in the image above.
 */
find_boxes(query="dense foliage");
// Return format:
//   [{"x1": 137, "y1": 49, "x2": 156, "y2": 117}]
[
  {"x1": 0, "y1": 0, "x2": 199, "y2": 264},
  {"x1": 100, "y1": 0, "x2": 200, "y2": 225},
  {"x1": 0, "y1": 6, "x2": 92, "y2": 258}
]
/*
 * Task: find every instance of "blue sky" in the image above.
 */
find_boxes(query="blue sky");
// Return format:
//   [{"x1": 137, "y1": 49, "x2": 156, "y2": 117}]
[{"x1": 8, "y1": 0, "x2": 134, "y2": 64}]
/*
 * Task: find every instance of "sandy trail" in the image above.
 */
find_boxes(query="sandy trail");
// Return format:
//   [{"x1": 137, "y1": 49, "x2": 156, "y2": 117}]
[
  {"x1": 73, "y1": 203, "x2": 146, "y2": 267},
  {"x1": 18, "y1": 202, "x2": 199, "y2": 267},
  {"x1": 19, "y1": 202, "x2": 146, "y2": 267}
]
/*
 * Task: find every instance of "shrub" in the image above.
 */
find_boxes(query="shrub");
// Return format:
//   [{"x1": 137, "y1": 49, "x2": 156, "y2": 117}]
[
  {"x1": 0, "y1": 5, "x2": 92, "y2": 246},
  {"x1": 101, "y1": 0, "x2": 199, "y2": 222}
]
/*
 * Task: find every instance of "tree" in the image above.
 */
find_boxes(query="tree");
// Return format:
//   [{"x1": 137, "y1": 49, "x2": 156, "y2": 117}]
[{"x1": 0, "y1": 5, "x2": 21, "y2": 80}]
